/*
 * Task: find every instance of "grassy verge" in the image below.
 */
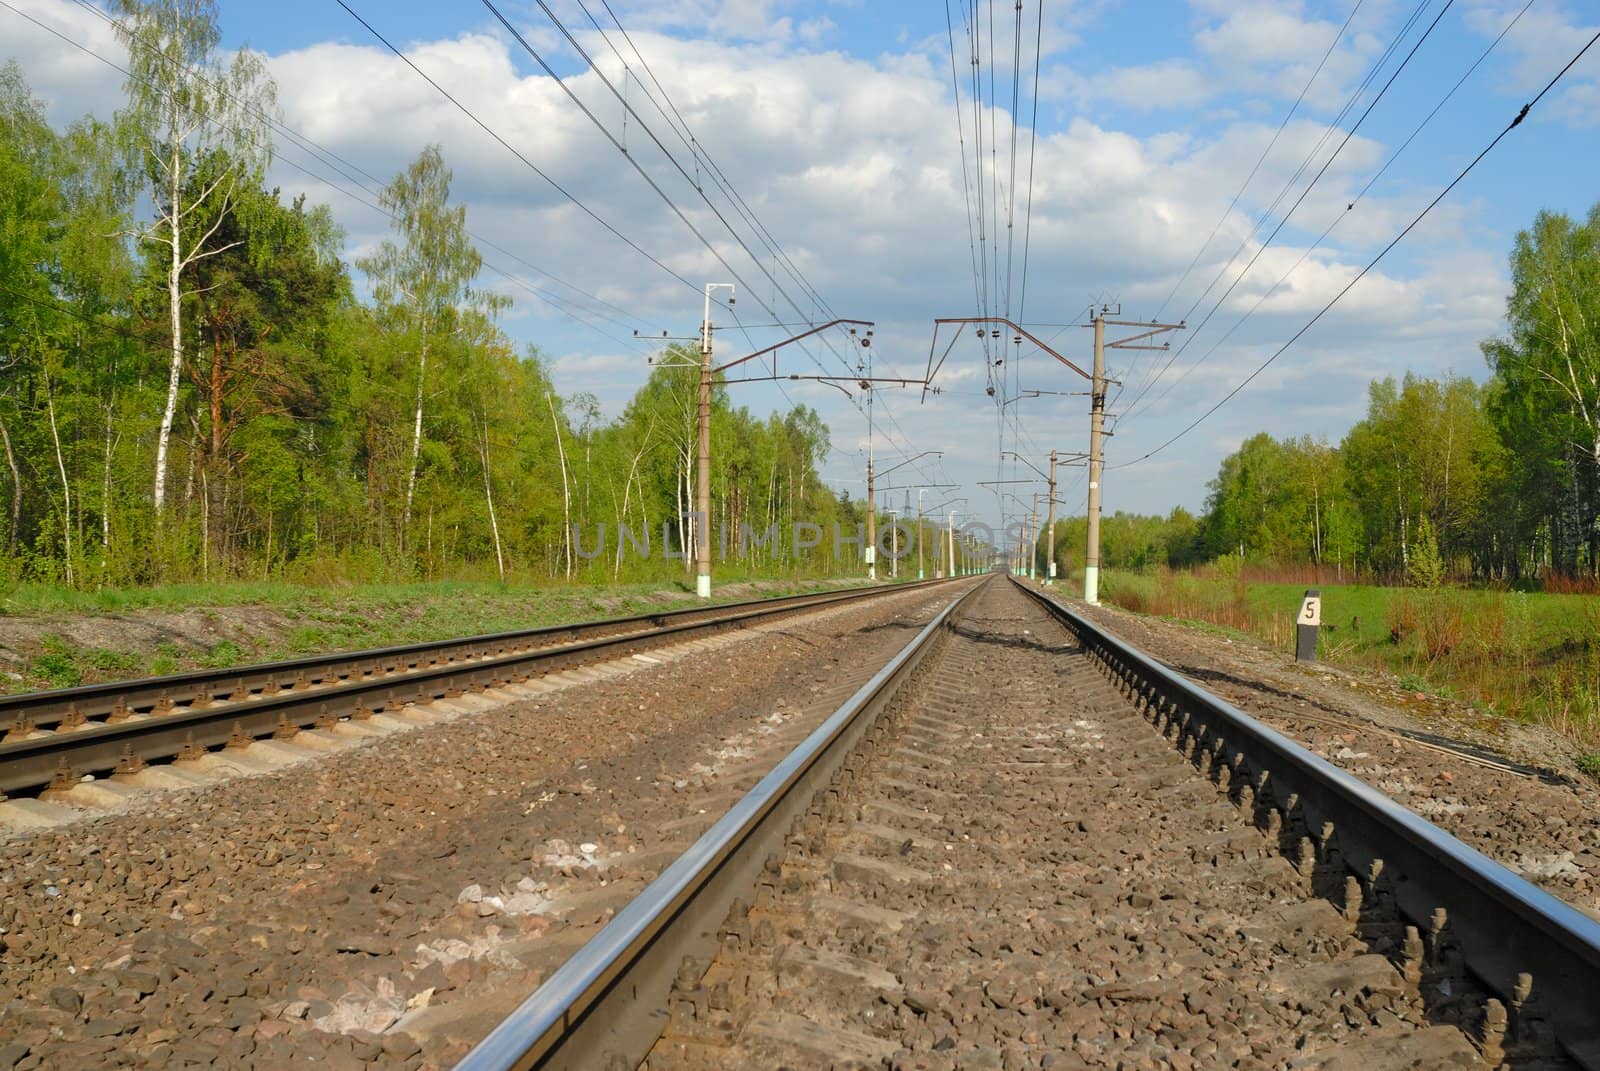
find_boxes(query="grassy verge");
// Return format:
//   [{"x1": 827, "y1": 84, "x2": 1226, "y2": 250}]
[
  {"x1": 1098, "y1": 566, "x2": 1600, "y2": 754},
  {"x1": 0, "y1": 571, "x2": 888, "y2": 694}
]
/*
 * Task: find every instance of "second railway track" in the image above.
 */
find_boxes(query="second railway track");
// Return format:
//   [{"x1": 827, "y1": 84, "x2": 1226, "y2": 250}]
[
  {"x1": 463, "y1": 575, "x2": 1600, "y2": 1071},
  {"x1": 0, "y1": 579, "x2": 961, "y2": 799}
]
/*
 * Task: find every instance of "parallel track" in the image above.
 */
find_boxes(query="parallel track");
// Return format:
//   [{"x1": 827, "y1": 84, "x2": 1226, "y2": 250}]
[
  {"x1": 456, "y1": 573, "x2": 1600, "y2": 1070},
  {"x1": 0, "y1": 578, "x2": 959, "y2": 796}
]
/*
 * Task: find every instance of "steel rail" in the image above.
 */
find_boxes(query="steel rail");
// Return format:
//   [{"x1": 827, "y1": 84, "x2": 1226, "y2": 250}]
[
  {"x1": 1013, "y1": 577, "x2": 1600, "y2": 1064},
  {"x1": 0, "y1": 578, "x2": 961, "y2": 796},
  {"x1": 455, "y1": 577, "x2": 987, "y2": 1071},
  {"x1": 0, "y1": 582, "x2": 948, "y2": 734}
]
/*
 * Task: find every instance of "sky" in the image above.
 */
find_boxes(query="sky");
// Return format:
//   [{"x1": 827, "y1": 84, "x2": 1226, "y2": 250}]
[{"x1": 4, "y1": 0, "x2": 1598, "y2": 537}]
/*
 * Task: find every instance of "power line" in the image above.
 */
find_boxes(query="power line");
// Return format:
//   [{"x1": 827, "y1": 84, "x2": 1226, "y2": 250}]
[
  {"x1": 576, "y1": 0, "x2": 863, "y2": 382},
  {"x1": 335, "y1": 0, "x2": 699, "y2": 294},
  {"x1": 0, "y1": 280, "x2": 145, "y2": 344},
  {"x1": 4, "y1": 0, "x2": 662, "y2": 358},
  {"x1": 945, "y1": 0, "x2": 987, "y2": 346},
  {"x1": 1118, "y1": 0, "x2": 1538, "y2": 429},
  {"x1": 589, "y1": 0, "x2": 840, "y2": 326},
  {"x1": 481, "y1": 0, "x2": 860, "y2": 382},
  {"x1": 1115, "y1": 25, "x2": 1600, "y2": 470},
  {"x1": 1151, "y1": 0, "x2": 1367, "y2": 324},
  {"x1": 1003, "y1": 0, "x2": 1023, "y2": 321},
  {"x1": 1117, "y1": 0, "x2": 1446, "y2": 418},
  {"x1": 1015, "y1": 0, "x2": 1044, "y2": 324}
]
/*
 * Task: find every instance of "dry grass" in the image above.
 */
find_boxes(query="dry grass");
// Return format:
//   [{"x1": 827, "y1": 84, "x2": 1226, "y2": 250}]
[{"x1": 1100, "y1": 568, "x2": 1600, "y2": 751}]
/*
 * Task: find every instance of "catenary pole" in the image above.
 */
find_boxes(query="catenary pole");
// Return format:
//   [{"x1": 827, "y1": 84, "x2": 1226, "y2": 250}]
[
  {"x1": 1046, "y1": 450, "x2": 1058, "y2": 585},
  {"x1": 696, "y1": 283, "x2": 734, "y2": 599},
  {"x1": 1085, "y1": 310, "x2": 1106, "y2": 604}
]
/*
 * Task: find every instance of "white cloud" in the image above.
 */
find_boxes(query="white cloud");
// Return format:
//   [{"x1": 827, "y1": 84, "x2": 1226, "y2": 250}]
[
  {"x1": 0, "y1": 0, "x2": 1536, "y2": 519},
  {"x1": 1463, "y1": 1, "x2": 1600, "y2": 126},
  {"x1": 1, "y1": 0, "x2": 126, "y2": 126}
]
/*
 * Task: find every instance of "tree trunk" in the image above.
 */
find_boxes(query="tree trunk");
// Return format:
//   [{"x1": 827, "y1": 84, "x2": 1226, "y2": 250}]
[
  {"x1": 101, "y1": 396, "x2": 115, "y2": 571},
  {"x1": 46, "y1": 381, "x2": 73, "y2": 587},
  {"x1": 547, "y1": 392, "x2": 572, "y2": 580},
  {"x1": 401, "y1": 319, "x2": 429, "y2": 542},
  {"x1": 477, "y1": 412, "x2": 504, "y2": 582},
  {"x1": 154, "y1": 131, "x2": 184, "y2": 513},
  {"x1": 0, "y1": 410, "x2": 20, "y2": 558}
]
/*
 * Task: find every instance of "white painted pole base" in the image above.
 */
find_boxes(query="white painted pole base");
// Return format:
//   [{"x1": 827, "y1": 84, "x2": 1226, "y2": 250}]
[
  {"x1": 696, "y1": 573, "x2": 711, "y2": 599},
  {"x1": 1083, "y1": 565, "x2": 1099, "y2": 605}
]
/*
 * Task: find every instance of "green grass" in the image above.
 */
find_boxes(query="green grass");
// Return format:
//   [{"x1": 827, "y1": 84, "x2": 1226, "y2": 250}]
[
  {"x1": 1099, "y1": 567, "x2": 1600, "y2": 749},
  {"x1": 0, "y1": 571, "x2": 889, "y2": 694}
]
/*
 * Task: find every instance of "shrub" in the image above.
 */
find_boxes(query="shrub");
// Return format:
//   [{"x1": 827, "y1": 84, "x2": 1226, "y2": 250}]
[
  {"x1": 1387, "y1": 593, "x2": 1418, "y2": 644},
  {"x1": 1417, "y1": 592, "x2": 1465, "y2": 661},
  {"x1": 1407, "y1": 516, "x2": 1446, "y2": 588}
]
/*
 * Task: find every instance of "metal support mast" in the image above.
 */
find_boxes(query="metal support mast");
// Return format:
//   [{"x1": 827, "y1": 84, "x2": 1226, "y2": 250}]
[
  {"x1": 1046, "y1": 450, "x2": 1058, "y2": 585},
  {"x1": 696, "y1": 284, "x2": 734, "y2": 599},
  {"x1": 1085, "y1": 313, "x2": 1107, "y2": 605},
  {"x1": 1084, "y1": 306, "x2": 1184, "y2": 604}
]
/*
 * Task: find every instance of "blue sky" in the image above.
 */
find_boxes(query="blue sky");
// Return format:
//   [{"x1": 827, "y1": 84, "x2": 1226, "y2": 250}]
[{"x1": 6, "y1": 0, "x2": 1599, "y2": 536}]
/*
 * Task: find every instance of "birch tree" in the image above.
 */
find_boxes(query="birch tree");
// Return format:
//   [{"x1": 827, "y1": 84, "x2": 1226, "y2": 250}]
[
  {"x1": 112, "y1": 0, "x2": 274, "y2": 513},
  {"x1": 356, "y1": 146, "x2": 480, "y2": 545}
]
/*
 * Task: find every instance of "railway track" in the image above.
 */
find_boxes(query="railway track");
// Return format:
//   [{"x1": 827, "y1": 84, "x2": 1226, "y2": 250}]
[
  {"x1": 0, "y1": 579, "x2": 958, "y2": 799},
  {"x1": 459, "y1": 575, "x2": 1600, "y2": 1070}
]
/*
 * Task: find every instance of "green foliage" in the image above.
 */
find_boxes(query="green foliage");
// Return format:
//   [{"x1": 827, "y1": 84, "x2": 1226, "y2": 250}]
[
  {"x1": 1577, "y1": 753, "x2": 1600, "y2": 781},
  {"x1": 29, "y1": 636, "x2": 82, "y2": 689},
  {"x1": 0, "y1": 52, "x2": 855, "y2": 592},
  {"x1": 1188, "y1": 201, "x2": 1600, "y2": 584},
  {"x1": 1407, "y1": 516, "x2": 1445, "y2": 588},
  {"x1": 201, "y1": 639, "x2": 242, "y2": 668}
]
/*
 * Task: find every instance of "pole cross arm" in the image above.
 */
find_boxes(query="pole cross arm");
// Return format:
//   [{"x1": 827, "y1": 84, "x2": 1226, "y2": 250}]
[
  {"x1": 923, "y1": 317, "x2": 1092, "y2": 402},
  {"x1": 877, "y1": 450, "x2": 944, "y2": 479},
  {"x1": 1000, "y1": 451, "x2": 1056, "y2": 482},
  {"x1": 713, "y1": 319, "x2": 874, "y2": 375},
  {"x1": 1105, "y1": 325, "x2": 1180, "y2": 347}
]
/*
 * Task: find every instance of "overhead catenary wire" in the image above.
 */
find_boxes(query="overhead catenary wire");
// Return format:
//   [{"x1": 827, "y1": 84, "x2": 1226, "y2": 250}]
[
  {"x1": 1117, "y1": 0, "x2": 1538, "y2": 430},
  {"x1": 485, "y1": 0, "x2": 861, "y2": 383},
  {"x1": 3, "y1": 0, "x2": 664, "y2": 359},
  {"x1": 588, "y1": 0, "x2": 840, "y2": 327},
  {"x1": 1116, "y1": 0, "x2": 1450, "y2": 419},
  {"x1": 579, "y1": 0, "x2": 864, "y2": 384},
  {"x1": 335, "y1": 0, "x2": 700, "y2": 296},
  {"x1": 1015, "y1": 0, "x2": 1044, "y2": 325},
  {"x1": 1003, "y1": 0, "x2": 1023, "y2": 322},
  {"x1": 1114, "y1": 25, "x2": 1600, "y2": 471},
  {"x1": 945, "y1": 0, "x2": 988, "y2": 348},
  {"x1": 1150, "y1": 0, "x2": 1367, "y2": 325}
]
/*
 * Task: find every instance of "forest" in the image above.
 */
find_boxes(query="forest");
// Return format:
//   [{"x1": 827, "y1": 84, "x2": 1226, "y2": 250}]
[
  {"x1": 1040, "y1": 200, "x2": 1600, "y2": 586},
  {"x1": 0, "y1": 6, "x2": 865, "y2": 590}
]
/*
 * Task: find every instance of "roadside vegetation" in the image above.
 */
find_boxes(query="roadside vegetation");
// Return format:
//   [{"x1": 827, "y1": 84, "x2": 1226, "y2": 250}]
[
  {"x1": 0, "y1": 4, "x2": 899, "y2": 595},
  {"x1": 0, "y1": 573, "x2": 852, "y2": 694},
  {"x1": 1099, "y1": 565, "x2": 1600, "y2": 746},
  {"x1": 1036, "y1": 200, "x2": 1600, "y2": 757}
]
